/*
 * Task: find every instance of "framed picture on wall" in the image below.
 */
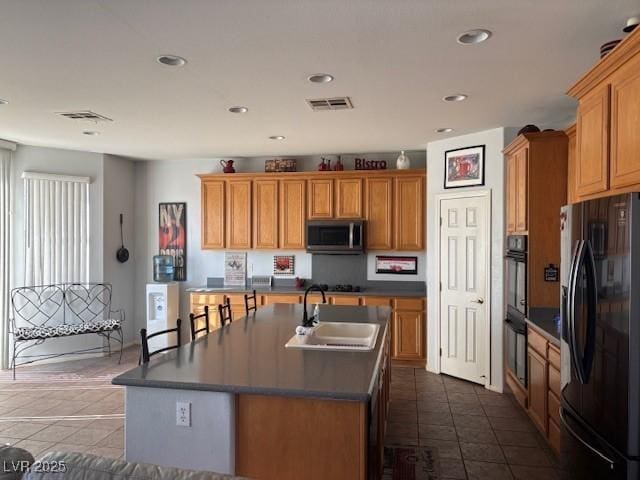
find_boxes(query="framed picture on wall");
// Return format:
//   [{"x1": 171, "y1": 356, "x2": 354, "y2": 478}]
[
  {"x1": 444, "y1": 145, "x2": 485, "y2": 189},
  {"x1": 159, "y1": 202, "x2": 187, "y2": 281}
]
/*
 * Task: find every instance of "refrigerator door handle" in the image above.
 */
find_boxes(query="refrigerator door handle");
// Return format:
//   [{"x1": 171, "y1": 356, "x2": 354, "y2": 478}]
[
  {"x1": 582, "y1": 240, "x2": 598, "y2": 383},
  {"x1": 559, "y1": 407, "x2": 615, "y2": 470},
  {"x1": 568, "y1": 240, "x2": 587, "y2": 384}
]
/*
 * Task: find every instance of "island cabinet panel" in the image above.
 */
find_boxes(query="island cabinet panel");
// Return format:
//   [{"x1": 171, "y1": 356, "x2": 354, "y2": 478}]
[
  {"x1": 201, "y1": 180, "x2": 225, "y2": 249},
  {"x1": 226, "y1": 180, "x2": 252, "y2": 249},
  {"x1": 335, "y1": 177, "x2": 363, "y2": 218},
  {"x1": 610, "y1": 56, "x2": 640, "y2": 189},
  {"x1": 329, "y1": 295, "x2": 361, "y2": 306},
  {"x1": 236, "y1": 394, "x2": 367, "y2": 480},
  {"x1": 365, "y1": 177, "x2": 393, "y2": 250},
  {"x1": 307, "y1": 179, "x2": 334, "y2": 219},
  {"x1": 252, "y1": 179, "x2": 279, "y2": 249},
  {"x1": 279, "y1": 179, "x2": 306, "y2": 249},
  {"x1": 394, "y1": 176, "x2": 424, "y2": 250},
  {"x1": 576, "y1": 84, "x2": 610, "y2": 197}
]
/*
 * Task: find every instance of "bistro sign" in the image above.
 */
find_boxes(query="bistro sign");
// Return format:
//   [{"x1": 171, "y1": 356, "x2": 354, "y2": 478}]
[{"x1": 354, "y1": 158, "x2": 387, "y2": 170}]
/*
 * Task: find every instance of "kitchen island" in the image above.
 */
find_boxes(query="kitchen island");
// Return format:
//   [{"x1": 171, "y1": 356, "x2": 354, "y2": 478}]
[{"x1": 113, "y1": 304, "x2": 391, "y2": 480}]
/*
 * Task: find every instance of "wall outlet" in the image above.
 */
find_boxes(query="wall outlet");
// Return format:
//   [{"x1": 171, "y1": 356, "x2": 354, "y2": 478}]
[{"x1": 176, "y1": 401, "x2": 191, "y2": 427}]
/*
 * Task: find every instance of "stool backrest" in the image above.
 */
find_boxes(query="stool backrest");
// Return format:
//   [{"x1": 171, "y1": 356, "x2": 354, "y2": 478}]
[{"x1": 140, "y1": 318, "x2": 181, "y2": 364}]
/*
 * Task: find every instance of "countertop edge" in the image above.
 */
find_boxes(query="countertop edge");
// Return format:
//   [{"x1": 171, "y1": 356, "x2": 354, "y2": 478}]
[
  {"x1": 186, "y1": 287, "x2": 426, "y2": 298},
  {"x1": 525, "y1": 318, "x2": 561, "y2": 347}
]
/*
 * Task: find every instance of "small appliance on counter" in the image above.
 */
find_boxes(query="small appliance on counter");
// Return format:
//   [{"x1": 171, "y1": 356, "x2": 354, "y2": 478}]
[
  {"x1": 250, "y1": 275, "x2": 272, "y2": 289},
  {"x1": 153, "y1": 255, "x2": 174, "y2": 282}
]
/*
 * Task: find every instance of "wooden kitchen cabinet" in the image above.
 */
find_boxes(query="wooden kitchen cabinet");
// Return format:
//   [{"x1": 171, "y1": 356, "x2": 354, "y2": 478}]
[
  {"x1": 307, "y1": 179, "x2": 333, "y2": 219},
  {"x1": 189, "y1": 293, "x2": 225, "y2": 330},
  {"x1": 329, "y1": 295, "x2": 360, "y2": 306},
  {"x1": 226, "y1": 180, "x2": 252, "y2": 249},
  {"x1": 566, "y1": 123, "x2": 578, "y2": 204},
  {"x1": 610, "y1": 54, "x2": 640, "y2": 189},
  {"x1": 365, "y1": 177, "x2": 393, "y2": 250},
  {"x1": 567, "y1": 28, "x2": 640, "y2": 200},
  {"x1": 201, "y1": 180, "x2": 225, "y2": 249},
  {"x1": 335, "y1": 178, "x2": 363, "y2": 218},
  {"x1": 261, "y1": 294, "x2": 301, "y2": 305},
  {"x1": 515, "y1": 147, "x2": 529, "y2": 233},
  {"x1": 394, "y1": 176, "x2": 424, "y2": 250},
  {"x1": 506, "y1": 155, "x2": 517, "y2": 233},
  {"x1": 253, "y1": 179, "x2": 278, "y2": 249},
  {"x1": 279, "y1": 179, "x2": 306, "y2": 249},
  {"x1": 576, "y1": 84, "x2": 610, "y2": 197},
  {"x1": 392, "y1": 310, "x2": 424, "y2": 361},
  {"x1": 527, "y1": 345, "x2": 548, "y2": 435}
]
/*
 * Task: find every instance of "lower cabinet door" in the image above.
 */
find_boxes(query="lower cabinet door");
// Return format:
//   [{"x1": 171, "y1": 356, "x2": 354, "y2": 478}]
[
  {"x1": 392, "y1": 310, "x2": 424, "y2": 360},
  {"x1": 261, "y1": 294, "x2": 301, "y2": 305},
  {"x1": 330, "y1": 295, "x2": 360, "y2": 306},
  {"x1": 527, "y1": 346, "x2": 548, "y2": 434}
]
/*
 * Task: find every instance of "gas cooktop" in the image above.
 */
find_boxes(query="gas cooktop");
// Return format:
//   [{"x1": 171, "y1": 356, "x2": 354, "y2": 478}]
[{"x1": 318, "y1": 284, "x2": 362, "y2": 293}]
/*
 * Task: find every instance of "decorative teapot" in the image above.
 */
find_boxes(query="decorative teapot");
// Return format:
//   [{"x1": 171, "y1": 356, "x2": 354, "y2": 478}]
[{"x1": 220, "y1": 159, "x2": 236, "y2": 173}]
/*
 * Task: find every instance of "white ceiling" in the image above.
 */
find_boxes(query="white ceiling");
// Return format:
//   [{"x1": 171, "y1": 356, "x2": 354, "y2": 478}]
[{"x1": 0, "y1": 0, "x2": 636, "y2": 160}]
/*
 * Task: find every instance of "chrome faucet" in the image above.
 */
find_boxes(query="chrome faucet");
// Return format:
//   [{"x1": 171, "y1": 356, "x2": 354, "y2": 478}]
[{"x1": 302, "y1": 284, "x2": 327, "y2": 327}]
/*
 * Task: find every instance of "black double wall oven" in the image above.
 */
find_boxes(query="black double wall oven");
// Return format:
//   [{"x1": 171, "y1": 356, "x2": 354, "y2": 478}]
[{"x1": 505, "y1": 235, "x2": 527, "y2": 387}]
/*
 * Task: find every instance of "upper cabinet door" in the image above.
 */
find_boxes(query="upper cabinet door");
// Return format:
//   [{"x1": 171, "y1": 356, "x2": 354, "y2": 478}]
[
  {"x1": 253, "y1": 179, "x2": 278, "y2": 249},
  {"x1": 506, "y1": 154, "x2": 517, "y2": 234},
  {"x1": 611, "y1": 56, "x2": 640, "y2": 189},
  {"x1": 307, "y1": 179, "x2": 334, "y2": 219},
  {"x1": 226, "y1": 180, "x2": 252, "y2": 249},
  {"x1": 202, "y1": 180, "x2": 225, "y2": 249},
  {"x1": 279, "y1": 179, "x2": 306, "y2": 250},
  {"x1": 394, "y1": 176, "x2": 424, "y2": 250},
  {"x1": 515, "y1": 147, "x2": 529, "y2": 234},
  {"x1": 576, "y1": 84, "x2": 610, "y2": 197},
  {"x1": 335, "y1": 178, "x2": 363, "y2": 218},
  {"x1": 566, "y1": 124, "x2": 578, "y2": 204},
  {"x1": 365, "y1": 177, "x2": 393, "y2": 250}
]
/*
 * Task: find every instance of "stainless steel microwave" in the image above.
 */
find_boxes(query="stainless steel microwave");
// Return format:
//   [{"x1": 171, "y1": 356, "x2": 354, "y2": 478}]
[{"x1": 306, "y1": 220, "x2": 365, "y2": 254}]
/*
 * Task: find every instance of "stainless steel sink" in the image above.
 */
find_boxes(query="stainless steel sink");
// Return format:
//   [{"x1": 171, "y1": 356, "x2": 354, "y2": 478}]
[{"x1": 285, "y1": 322, "x2": 380, "y2": 352}]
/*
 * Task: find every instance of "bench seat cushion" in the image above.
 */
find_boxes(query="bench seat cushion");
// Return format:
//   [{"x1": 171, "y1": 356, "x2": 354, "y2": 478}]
[{"x1": 14, "y1": 318, "x2": 121, "y2": 341}]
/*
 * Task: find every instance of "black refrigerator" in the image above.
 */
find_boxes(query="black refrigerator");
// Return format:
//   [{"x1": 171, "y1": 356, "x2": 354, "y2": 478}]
[{"x1": 560, "y1": 193, "x2": 640, "y2": 479}]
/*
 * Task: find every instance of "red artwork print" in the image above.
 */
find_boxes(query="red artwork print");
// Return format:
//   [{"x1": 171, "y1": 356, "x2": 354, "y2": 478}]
[{"x1": 159, "y1": 203, "x2": 187, "y2": 281}]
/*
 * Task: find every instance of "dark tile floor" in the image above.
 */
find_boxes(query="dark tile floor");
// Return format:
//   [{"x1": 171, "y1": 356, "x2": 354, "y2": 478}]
[{"x1": 386, "y1": 366, "x2": 566, "y2": 480}]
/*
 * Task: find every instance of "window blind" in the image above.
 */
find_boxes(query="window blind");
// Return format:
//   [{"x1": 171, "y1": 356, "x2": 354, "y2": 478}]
[{"x1": 22, "y1": 171, "x2": 91, "y2": 285}]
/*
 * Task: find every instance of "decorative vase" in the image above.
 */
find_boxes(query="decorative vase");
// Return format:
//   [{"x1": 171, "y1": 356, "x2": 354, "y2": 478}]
[
  {"x1": 220, "y1": 159, "x2": 235, "y2": 173},
  {"x1": 396, "y1": 151, "x2": 410, "y2": 170},
  {"x1": 334, "y1": 156, "x2": 344, "y2": 171}
]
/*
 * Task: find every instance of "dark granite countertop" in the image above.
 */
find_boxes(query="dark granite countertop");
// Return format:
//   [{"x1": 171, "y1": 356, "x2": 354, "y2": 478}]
[
  {"x1": 526, "y1": 307, "x2": 561, "y2": 347},
  {"x1": 112, "y1": 304, "x2": 390, "y2": 401},
  {"x1": 185, "y1": 285, "x2": 426, "y2": 298}
]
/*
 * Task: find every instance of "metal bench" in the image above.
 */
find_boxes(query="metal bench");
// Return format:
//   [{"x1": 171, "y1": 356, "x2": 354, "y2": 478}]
[{"x1": 9, "y1": 283, "x2": 124, "y2": 379}]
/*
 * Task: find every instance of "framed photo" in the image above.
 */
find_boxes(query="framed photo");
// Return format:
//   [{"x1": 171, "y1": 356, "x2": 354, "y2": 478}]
[
  {"x1": 224, "y1": 252, "x2": 247, "y2": 286},
  {"x1": 375, "y1": 256, "x2": 418, "y2": 275},
  {"x1": 159, "y1": 202, "x2": 187, "y2": 281},
  {"x1": 444, "y1": 145, "x2": 485, "y2": 189},
  {"x1": 273, "y1": 255, "x2": 295, "y2": 276}
]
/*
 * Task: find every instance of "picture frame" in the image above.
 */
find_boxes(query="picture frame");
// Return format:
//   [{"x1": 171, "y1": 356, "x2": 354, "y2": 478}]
[
  {"x1": 273, "y1": 255, "x2": 295, "y2": 276},
  {"x1": 375, "y1": 256, "x2": 418, "y2": 275},
  {"x1": 159, "y1": 202, "x2": 187, "y2": 281},
  {"x1": 444, "y1": 145, "x2": 485, "y2": 189},
  {"x1": 224, "y1": 252, "x2": 247, "y2": 286}
]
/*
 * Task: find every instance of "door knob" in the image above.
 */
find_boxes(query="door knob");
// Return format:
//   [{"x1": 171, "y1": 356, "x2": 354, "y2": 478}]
[{"x1": 472, "y1": 298, "x2": 484, "y2": 304}]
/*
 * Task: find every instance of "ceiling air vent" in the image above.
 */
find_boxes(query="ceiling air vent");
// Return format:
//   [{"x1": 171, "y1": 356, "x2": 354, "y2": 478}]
[
  {"x1": 306, "y1": 97, "x2": 353, "y2": 111},
  {"x1": 56, "y1": 110, "x2": 114, "y2": 122}
]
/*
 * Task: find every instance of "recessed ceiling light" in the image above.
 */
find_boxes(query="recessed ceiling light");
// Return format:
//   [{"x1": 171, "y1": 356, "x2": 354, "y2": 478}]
[
  {"x1": 228, "y1": 106, "x2": 248, "y2": 113},
  {"x1": 436, "y1": 128, "x2": 454, "y2": 133},
  {"x1": 457, "y1": 29, "x2": 492, "y2": 45},
  {"x1": 443, "y1": 94, "x2": 468, "y2": 102},
  {"x1": 156, "y1": 55, "x2": 187, "y2": 67},
  {"x1": 82, "y1": 130, "x2": 100, "y2": 136},
  {"x1": 308, "y1": 74, "x2": 334, "y2": 84},
  {"x1": 269, "y1": 135, "x2": 285, "y2": 140},
  {"x1": 0, "y1": 99, "x2": 8, "y2": 105}
]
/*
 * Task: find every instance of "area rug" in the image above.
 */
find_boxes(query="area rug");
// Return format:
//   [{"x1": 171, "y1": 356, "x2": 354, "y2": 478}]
[{"x1": 383, "y1": 446, "x2": 440, "y2": 480}]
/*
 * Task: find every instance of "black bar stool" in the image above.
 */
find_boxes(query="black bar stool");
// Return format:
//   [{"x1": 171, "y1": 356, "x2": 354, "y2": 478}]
[
  {"x1": 189, "y1": 306, "x2": 210, "y2": 341},
  {"x1": 244, "y1": 290, "x2": 257, "y2": 316},
  {"x1": 140, "y1": 318, "x2": 181, "y2": 364},
  {"x1": 218, "y1": 298, "x2": 233, "y2": 326}
]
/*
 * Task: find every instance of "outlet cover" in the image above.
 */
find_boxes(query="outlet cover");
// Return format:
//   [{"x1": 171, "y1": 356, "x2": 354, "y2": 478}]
[{"x1": 176, "y1": 401, "x2": 191, "y2": 427}]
